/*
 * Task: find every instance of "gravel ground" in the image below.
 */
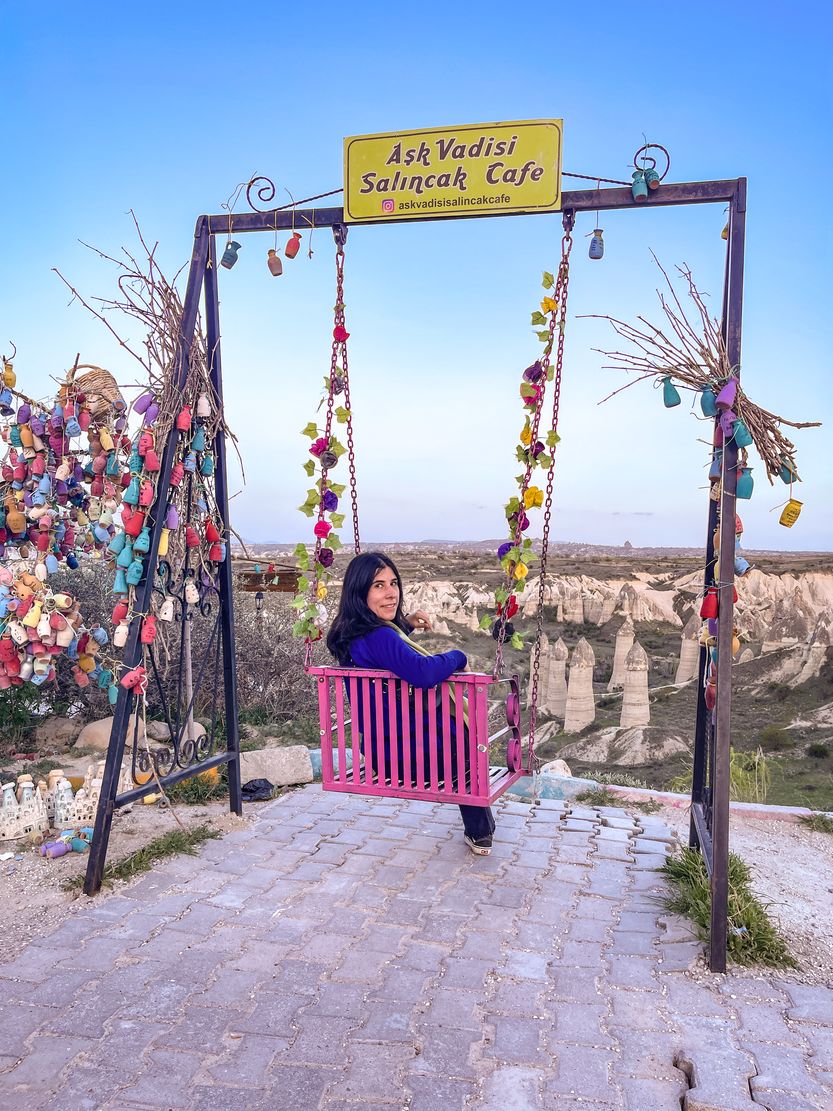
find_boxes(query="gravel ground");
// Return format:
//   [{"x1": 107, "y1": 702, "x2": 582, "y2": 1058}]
[{"x1": 658, "y1": 803, "x2": 833, "y2": 986}]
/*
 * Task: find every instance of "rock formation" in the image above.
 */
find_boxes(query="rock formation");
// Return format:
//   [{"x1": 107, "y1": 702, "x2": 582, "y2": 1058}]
[
  {"x1": 564, "y1": 637, "x2": 596, "y2": 734},
  {"x1": 545, "y1": 637, "x2": 569, "y2": 719},
  {"x1": 620, "y1": 641, "x2": 650, "y2": 728},
  {"x1": 674, "y1": 612, "x2": 701, "y2": 685},
  {"x1": 607, "y1": 617, "x2": 635, "y2": 691},
  {"x1": 790, "y1": 612, "x2": 832, "y2": 687},
  {"x1": 560, "y1": 726, "x2": 689, "y2": 766}
]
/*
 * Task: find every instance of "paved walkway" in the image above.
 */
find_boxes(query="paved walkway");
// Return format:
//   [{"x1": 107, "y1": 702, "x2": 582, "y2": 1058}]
[{"x1": 1, "y1": 788, "x2": 831, "y2": 1110}]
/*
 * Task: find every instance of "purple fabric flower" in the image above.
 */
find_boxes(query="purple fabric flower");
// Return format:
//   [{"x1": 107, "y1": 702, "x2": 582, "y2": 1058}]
[
  {"x1": 317, "y1": 548, "x2": 334, "y2": 568},
  {"x1": 497, "y1": 542, "x2": 512, "y2": 561},
  {"x1": 322, "y1": 490, "x2": 339, "y2": 512},
  {"x1": 523, "y1": 361, "x2": 543, "y2": 383},
  {"x1": 531, "y1": 441, "x2": 545, "y2": 458}
]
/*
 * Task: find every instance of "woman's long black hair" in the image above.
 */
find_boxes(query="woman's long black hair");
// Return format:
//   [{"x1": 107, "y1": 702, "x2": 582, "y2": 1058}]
[{"x1": 326, "y1": 551, "x2": 411, "y2": 665}]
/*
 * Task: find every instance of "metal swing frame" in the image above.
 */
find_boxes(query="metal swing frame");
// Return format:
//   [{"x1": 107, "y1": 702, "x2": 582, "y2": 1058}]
[{"x1": 84, "y1": 173, "x2": 746, "y2": 977}]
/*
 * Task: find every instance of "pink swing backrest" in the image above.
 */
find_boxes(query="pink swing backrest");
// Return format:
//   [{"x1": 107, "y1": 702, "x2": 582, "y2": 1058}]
[{"x1": 308, "y1": 666, "x2": 525, "y2": 806}]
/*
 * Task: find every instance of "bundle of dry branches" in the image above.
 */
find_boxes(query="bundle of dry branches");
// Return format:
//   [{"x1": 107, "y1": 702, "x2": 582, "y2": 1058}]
[{"x1": 587, "y1": 258, "x2": 821, "y2": 484}]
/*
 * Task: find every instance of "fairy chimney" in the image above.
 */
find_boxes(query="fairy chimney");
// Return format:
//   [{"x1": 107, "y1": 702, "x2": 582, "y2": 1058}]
[
  {"x1": 563, "y1": 637, "x2": 596, "y2": 734},
  {"x1": 620, "y1": 641, "x2": 650, "y2": 728},
  {"x1": 607, "y1": 617, "x2": 635, "y2": 691},
  {"x1": 674, "y1": 612, "x2": 701, "y2": 685},
  {"x1": 546, "y1": 636, "x2": 569, "y2": 719}
]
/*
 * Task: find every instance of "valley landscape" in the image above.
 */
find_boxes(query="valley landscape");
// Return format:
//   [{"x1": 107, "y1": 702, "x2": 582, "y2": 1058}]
[{"x1": 238, "y1": 542, "x2": 833, "y2": 811}]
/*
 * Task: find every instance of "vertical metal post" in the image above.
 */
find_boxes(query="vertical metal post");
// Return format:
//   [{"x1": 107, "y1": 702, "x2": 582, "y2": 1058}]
[
  {"x1": 203, "y1": 235, "x2": 243, "y2": 817},
  {"x1": 84, "y1": 220, "x2": 211, "y2": 895},
  {"x1": 709, "y1": 178, "x2": 747, "y2": 972}
]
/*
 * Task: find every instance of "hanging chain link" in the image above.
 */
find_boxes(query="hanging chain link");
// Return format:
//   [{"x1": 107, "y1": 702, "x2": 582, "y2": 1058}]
[
  {"x1": 527, "y1": 218, "x2": 573, "y2": 767},
  {"x1": 304, "y1": 229, "x2": 359, "y2": 668},
  {"x1": 493, "y1": 217, "x2": 574, "y2": 684}
]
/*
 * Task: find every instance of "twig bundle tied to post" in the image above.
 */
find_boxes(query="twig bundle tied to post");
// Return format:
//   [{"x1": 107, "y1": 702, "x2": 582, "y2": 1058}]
[{"x1": 588, "y1": 258, "x2": 821, "y2": 483}]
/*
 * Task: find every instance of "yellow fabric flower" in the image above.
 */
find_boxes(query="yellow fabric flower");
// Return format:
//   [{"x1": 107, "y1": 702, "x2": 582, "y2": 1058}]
[
  {"x1": 316, "y1": 583, "x2": 328, "y2": 600},
  {"x1": 519, "y1": 423, "x2": 532, "y2": 446},
  {"x1": 540, "y1": 296, "x2": 558, "y2": 314},
  {"x1": 523, "y1": 486, "x2": 544, "y2": 509},
  {"x1": 514, "y1": 562, "x2": 529, "y2": 581}
]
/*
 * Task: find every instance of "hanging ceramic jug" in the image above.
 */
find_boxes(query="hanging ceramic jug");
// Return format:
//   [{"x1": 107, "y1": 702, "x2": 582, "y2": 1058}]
[
  {"x1": 113, "y1": 620, "x2": 129, "y2": 648},
  {"x1": 732, "y1": 419, "x2": 753, "y2": 448},
  {"x1": 184, "y1": 580, "x2": 200, "y2": 605},
  {"x1": 196, "y1": 393, "x2": 211, "y2": 418},
  {"x1": 779, "y1": 499, "x2": 803, "y2": 527},
  {"x1": 708, "y1": 450, "x2": 723, "y2": 483},
  {"x1": 159, "y1": 596, "x2": 175, "y2": 622},
  {"x1": 662, "y1": 377, "x2": 681, "y2": 408},
  {"x1": 736, "y1": 467, "x2": 754, "y2": 500},
  {"x1": 221, "y1": 240, "x2": 242, "y2": 269},
  {"x1": 267, "y1": 249, "x2": 283, "y2": 276},
  {"x1": 778, "y1": 457, "x2": 799, "y2": 484},
  {"x1": 714, "y1": 377, "x2": 738, "y2": 410},
  {"x1": 588, "y1": 229, "x2": 604, "y2": 259},
  {"x1": 285, "y1": 232, "x2": 302, "y2": 259},
  {"x1": 631, "y1": 170, "x2": 648, "y2": 202}
]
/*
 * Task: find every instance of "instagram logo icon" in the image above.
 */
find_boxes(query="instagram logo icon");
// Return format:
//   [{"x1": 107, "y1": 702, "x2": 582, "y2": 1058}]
[{"x1": 381, "y1": 198, "x2": 395, "y2": 214}]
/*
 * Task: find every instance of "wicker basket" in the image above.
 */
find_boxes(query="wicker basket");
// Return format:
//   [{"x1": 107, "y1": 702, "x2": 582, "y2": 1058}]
[{"x1": 60, "y1": 364, "x2": 124, "y2": 421}]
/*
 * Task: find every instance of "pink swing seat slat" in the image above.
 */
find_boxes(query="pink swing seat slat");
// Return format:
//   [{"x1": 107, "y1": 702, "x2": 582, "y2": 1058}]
[{"x1": 309, "y1": 666, "x2": 526, "y2": 806}]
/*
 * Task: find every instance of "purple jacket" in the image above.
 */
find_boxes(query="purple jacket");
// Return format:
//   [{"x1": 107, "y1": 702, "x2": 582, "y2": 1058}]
[{"x1": 350, "y1": 626, "x2": 466, "y2": 688}]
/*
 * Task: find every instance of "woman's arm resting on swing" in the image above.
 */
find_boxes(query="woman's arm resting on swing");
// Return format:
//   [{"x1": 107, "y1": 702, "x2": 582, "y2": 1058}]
[{"x1": 351, "y1": 626, "x2": 466, "y2": 688}]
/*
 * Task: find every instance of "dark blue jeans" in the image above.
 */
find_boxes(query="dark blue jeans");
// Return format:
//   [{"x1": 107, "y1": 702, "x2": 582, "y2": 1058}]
[{"x1": 460, "y1": 804, "x2": 495, "y2": 840}]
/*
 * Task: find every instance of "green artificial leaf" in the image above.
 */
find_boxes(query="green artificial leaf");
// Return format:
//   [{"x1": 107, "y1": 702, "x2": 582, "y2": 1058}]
[
  {"x1": 291, "y1": 594, "x2": 307, "y2": 610},
  {"x1": 536, "y1": 452, "x2": 551, "y2": 469},
  {"x1": 530, "y1": 311, "x2": 546, "y2": 326},
  {"x1": 547, "y1": 365, "x2": 554, "y2": 381},
  {"x1": 546, "y1": 430, "x2": 561, "y2": 447},
  {"x1": 505, "y1": 496, "x2": 519, "y2": 517},
  {"x1": 329, "y1": 482, "x2": 347, "y2": 497},
  {"x1": 323, "y1": 376, "x2": 331, "y2": 390},
  {"x1": 302, "y1": 459, "x2": 316, "y2": 476},
  {"x1": 479, "y1": 614, "x2": 493, "y2": 631},
  {"x1": 297, "y1": 504, "x2": 315, "y2": 518},
  {"x1": 495, "y1": 584, "x2": 510, "y2": 604},
  {"x1": 510, "y1": 632, "x2": 524, "y2": 650},
  {"x1": 326, "y1": 534, "x2": 343, "y2": 551},
  {"x1": 296, "y1": 576, "x2": 310, "y2": 593},
  {"x1": 329, "y1": 438, "x2": 347, "y2": 457},
  {"x1": 330, "y1": 512, "x2": 345, "y2": 529},
  {"x1": 335, "y1": 405, "x2": 351, "y2": 424},
  {"x1": 542, "y1": 271, "x2": 555, "y2": 289},
  {"x1": 301, "y1": 422, "x2": 319, "y2": 439},
  {"x1": 521, "y1": 537, "x2": 533, "y2": 550},
  {"x1": 515, "y1": 445, "x2": 529, "y2": 464},
  {"x1": 519, "y1": 383, "x2": 536, "y2": 399},
  {"x1": 293, "y1": 542, "x2": 308, "y2": 560},
  {"x1": 537, "y1": 330, "x2": 550, "y2": 343},
  {"x1": 292, "y1": 619, "x2": 308, "y2": 637}
]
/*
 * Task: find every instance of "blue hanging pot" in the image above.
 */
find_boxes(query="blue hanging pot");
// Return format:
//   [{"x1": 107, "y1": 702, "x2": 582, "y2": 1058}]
[
  {"x1": 631, "y1": 170, "x2": 648, "y2": 202},
  {"x1": 700, "y1": 387, "x2": 718, "y2": 417},
  {"x1": 133, "y1": 526, "x2": 151, "y2": 554},
  {"x1": 200, "y1": 454, "x2": 214, "y2": 476},
  {"x1": 108, "y1": 532, "x2": 126, "y2": 556},
  {"x1": 191, "y1": 427, "x2": 206, "y2": 452},
  {"x1": 736, "y1": 467, "x2": 754, "y2": 500},
  {"x1": 221, "y1": 240, "x2": 242, "y2": 269},
  {"x1": 117, "y1": 542, "x2": 134, "y2": 569},
  {"x1": 734, "y1": 554, "x2": 751, "y2": 576},
  {"x1": 113, "y1": 568, "x2": 128, "y2": 594},
  {"x1": 708, "y1": 450, "x2": 723, "y2": 483},
  {"x1": 126, "y1": 558, "x2": 144, "y2": 586},
  {"x1": 778, "y1": 457, "x2": 799, "y2": 484},
  {"x1": 662, "y1": 377, "x2": 681, "y2": 408},
  {"x1": 732, "y1": 419, "x2": 753, "y2": 448},
  {"x1": 124, "y1": 477, "x2": 141, "y2": 506},
  {"x1": 108, "y1": 682, "x2": 119, "y2": 706},
  {"x1": 588, "y1": 229, "x2": 604, "y2": 260}
]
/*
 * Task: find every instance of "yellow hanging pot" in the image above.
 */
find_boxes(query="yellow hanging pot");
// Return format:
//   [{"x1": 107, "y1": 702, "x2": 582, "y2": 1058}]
[{"x1": 779, "y1": 499, "x2": 803, "y2": 528}]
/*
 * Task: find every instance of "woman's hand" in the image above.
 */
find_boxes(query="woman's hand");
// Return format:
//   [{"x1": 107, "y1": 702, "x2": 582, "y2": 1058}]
[{"x1": 406, "y1": 610, "x2": 433, "y2": 632}]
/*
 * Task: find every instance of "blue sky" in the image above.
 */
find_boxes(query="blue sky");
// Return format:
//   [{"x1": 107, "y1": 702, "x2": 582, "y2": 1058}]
[{"x1": 4, "y1": 2, "x2": 831, "y2": 551}]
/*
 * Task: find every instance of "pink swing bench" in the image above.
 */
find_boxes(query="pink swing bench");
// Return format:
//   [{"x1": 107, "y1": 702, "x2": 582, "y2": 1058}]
[{"x1": 310, "y1": 666, "x2": 525, "y2": 806}]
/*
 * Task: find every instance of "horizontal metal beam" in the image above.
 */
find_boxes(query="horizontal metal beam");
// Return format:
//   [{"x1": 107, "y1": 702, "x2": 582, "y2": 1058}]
[
  {"x1": 113, "y1": 751, "x2": 234, "y2": 809},
  {"x1": 202, "y1": 179, "x2": 743, "y2": 236}
]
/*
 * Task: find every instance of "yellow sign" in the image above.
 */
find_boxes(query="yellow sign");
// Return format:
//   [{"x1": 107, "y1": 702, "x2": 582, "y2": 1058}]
[{"x1": 344, "y1": 119, "x2": 562, "y2": 223}]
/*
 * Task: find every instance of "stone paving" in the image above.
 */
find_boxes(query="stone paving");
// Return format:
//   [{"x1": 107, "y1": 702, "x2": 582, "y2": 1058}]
[{"x1": 1, "y1": 787, "x2": 831, "y2": 1110}]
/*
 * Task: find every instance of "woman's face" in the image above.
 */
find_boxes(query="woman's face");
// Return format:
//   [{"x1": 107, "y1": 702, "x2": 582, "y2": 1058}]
[{"x1": 366, "y1": 564, "x2": 400, "y2": 621}]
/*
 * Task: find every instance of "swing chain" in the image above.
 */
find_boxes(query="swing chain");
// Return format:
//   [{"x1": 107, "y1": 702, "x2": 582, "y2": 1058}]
[{"x1": 528, "y1": 219, "x2": 573, "y2": 763}]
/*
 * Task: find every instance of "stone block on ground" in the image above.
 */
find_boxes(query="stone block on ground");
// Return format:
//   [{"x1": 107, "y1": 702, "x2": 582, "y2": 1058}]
[{"x1": 240, "y1": 745, "x2": 314, "y2": 786}]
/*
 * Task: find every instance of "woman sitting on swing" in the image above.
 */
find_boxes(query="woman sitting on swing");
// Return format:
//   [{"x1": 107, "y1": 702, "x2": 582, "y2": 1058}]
[{"x1": 326, "y1": 551, "x2": 496, "y2": 855}]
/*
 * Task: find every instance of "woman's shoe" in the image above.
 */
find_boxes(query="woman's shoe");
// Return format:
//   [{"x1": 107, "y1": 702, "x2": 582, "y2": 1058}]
[{"x1": 464, "y1": 834, "x2": 493, "y2": 856}]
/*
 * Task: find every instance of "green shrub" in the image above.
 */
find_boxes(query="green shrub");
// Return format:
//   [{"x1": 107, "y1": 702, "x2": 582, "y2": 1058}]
[
  {"x1": 807, "y1": 743, "x2": 830, "y2": 759},
  {"x1": 758, "y1": 725, "x2": 793, "y2": 752}
]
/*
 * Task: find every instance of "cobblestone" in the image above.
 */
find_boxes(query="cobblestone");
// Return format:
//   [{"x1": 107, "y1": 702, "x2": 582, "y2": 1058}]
[{"x1": 0, "y1": 790, "x2": 825, "y2": 1110}]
